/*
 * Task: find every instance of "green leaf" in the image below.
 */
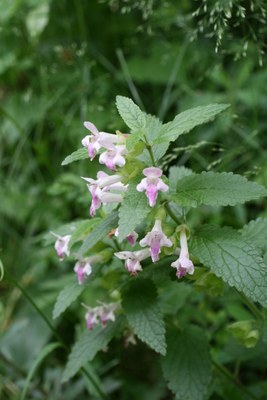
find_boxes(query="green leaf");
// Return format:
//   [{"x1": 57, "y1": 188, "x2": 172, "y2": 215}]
[
  {"x1": 118, "y1": 180, "x2": 151, "y2": 241},
  {"x1": 69, "y1": 218, "x2": 101, "y2": 248},
  {"x1": 171, "y1": 172, "x2": 267, "y2": 207},
  {"x1": 78, "y1": 211, "x2": 118, "y2": 256},
  {"x1": 133, "y1": 113, "x2": 169, "y2": 163},
  {"x1": 168, "y1": 166, "x2": 193, "y2": 193},
  {"x1": 126, "y1": 131, "x2": 145, "y2": 151},
  {"x1": 155, "y1": 103, "x2": 230, "y2": 144},
  {"x1": 116, "y1": 95, "x2": 146, "y2": 131},
  {"x1": 61, "y1": 148, "x2": 88, "y2": 166},
  {"x1": 52, "y1": 281, "x2": 85, "y2": 319},
  {"x1": 241, "y1": 218, "x2": 267, "y2": 252},
  {"x1": 191, "y1": 225, "x2": 267, "y2": 307},
  {"x1": 161, "y1": 325, "x2": 212, "y2": 400},
  {"x1": 62, "y1": 317, "x2": 124, "y2": 382},
  {"x1": 21, "y1": 342, "x2": 62, "y2": 400},
  {"x1": 122, "y1": 278, "x2": 166, "y2": 355}
]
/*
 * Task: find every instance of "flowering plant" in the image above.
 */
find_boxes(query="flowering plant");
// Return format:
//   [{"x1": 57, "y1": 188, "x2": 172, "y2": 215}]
[{"x1": 50, "y1": 96, "x2": 267, "y2": 399}]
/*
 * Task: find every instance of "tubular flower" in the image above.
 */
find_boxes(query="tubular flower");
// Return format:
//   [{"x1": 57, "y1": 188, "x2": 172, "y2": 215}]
[
  {"x1": 171, "y1": 229, "x2": 194, "y2": 279},
  {"x1": 115, "y1": 228, "x2": 139, "y2": 246},
  {"x1": 82, "y1": 121, "x2": 120, "y2": 160},
  {"x1": 99, "y1": 144, "x2": 127, "y2": 171},
  {"x1": 114, "y1": 249, "x2": 150, "y2": 275},
  {"x1": 136, "y1": 167, "x2": 169, "y2": 207},
  {"x1": 84, "y1": 302, "x2": 118, "y2": 330},
  {"x1": 74, "y1": 259, "x2": 92, "y2": 284},
  {"x1": 51, "y1": 232, "x2": 71, "y2": 261},
  {"x1": 140, "y1": 219, "x2": 172, "y2": 262},
  {"x1": 82, "y1": 171, "x2": 127, "y2": 217}
]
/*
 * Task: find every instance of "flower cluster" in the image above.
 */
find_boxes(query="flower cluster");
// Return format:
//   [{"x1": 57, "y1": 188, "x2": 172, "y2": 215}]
[
  {"x1": 83, "y1": 302, "x2": 118, "y2": 330},
  {"x1": 51, "y1": 120, "x2": 195, "y2": 329}
]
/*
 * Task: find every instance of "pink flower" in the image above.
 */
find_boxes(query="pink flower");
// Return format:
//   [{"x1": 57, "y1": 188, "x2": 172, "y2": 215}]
[
  {"x1": 136, "y1": 167, "x2": 169, "y2": 207},
  {"x1": 85, "y1": 309, "x2": 99, "y2": 330},
  {"x1": 114, "y1": 249, "x2": 150, "y2": 275},
  {"x1": 171, "y1": 229, "x2": 194, "y2": 279},
  {"x1": 82, "y1": 121, "x2": 119, "y2": 160},
  {"x1": 115, "y1": 228, "x2": 138, "y2": 246},
  {"x1": 74, "y1": 259, "x2": 92, "y2": 284},
  {"x1": 99, "y1": 144, "x2": 127, "y2": 171},
  {"x1": 100, "y1": 305, "x2": 116, "y2": 327},
  {"x1": 51, "y1": 232, "x2": 71, "y2": 261},
  {"x1": 82, "y1": 171, "x2": 127, "y2": 217},
  {"x1": 84, "y1": 302, "x2": 118, "y2": 330},
  {"x1": 140, "y1": 219, "x2": 172, "y2": 262}
]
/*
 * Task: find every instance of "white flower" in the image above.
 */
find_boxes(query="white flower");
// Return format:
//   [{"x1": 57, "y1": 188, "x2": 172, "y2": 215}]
[
  {"x1": 81, "y1": 171, "x2": 127, "y2": 216},
  {"x1": 114, "y1": 249, "x2": 150, "y2": 275},
  {"x1": 171, "y1": 229, "x2": 194, "y2": 279},
  {"x1": 51, "y1": 232, "x2": 71, "y2": 261},
  {"x1": 82, "y1": 121, "x2": 120, "y2": 160},
  {"x1": 99, "y1": 144, "x2": 127, "y2": 171}
]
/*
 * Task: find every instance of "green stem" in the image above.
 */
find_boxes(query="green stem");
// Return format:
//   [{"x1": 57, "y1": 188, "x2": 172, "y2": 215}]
[
  {"x1": 165, "y1": 202, "x2": 180, "y2": 225},
  {"x1": 212, "y1": 360, "x2": 259, "y2": 400},
  {"x1": 143, "y1": 135, "x2": 156, "y2": 166},
  {"x1": 7, "y1": 275, "x2": 107, "y2": 399},
  {"x1": 113, "y1": 238, "x2": 122, "y2": 252}
]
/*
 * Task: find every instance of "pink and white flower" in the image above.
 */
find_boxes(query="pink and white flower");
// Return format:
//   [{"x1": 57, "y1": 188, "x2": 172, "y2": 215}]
[
  {"x1": 136, "y1": 167, "x2": 169, "y2": 207},
  {"x1": 100, "y1": 304, "x2": 116, "y2": 327},
  {"x1": 115, "y1": 228, "x2": 138, "y2": 246},
  {"x1": 82, "y1": 121, "x2": 119, "y2": 160},
  {"x1": 84, "y1": 302, "x2": 118, "y2": 330},
  {"x1": 51, "y1": 232, "x2": 71, "y2": 261},
  {"x1": 82, "y1": 171, "x2": 127, "y2": 217},
  {"x1": 74, "y1": 259, "x2": 92, "y2": 284},
  {"x1": 85, "y1": 309, "x2": 99, "y2": 330},
  {"x1": 171, "y1": 229, "x2": 194, "y2": 279},
  {"x1": 140, "y1": 219, "x2": 172, "y2": 262},
  {"x1": 99, "y1": 144, "x2": 127, "y2": 171},
  {"x1": 114, "y1": 249, "x2": 150, "y2": 275}
]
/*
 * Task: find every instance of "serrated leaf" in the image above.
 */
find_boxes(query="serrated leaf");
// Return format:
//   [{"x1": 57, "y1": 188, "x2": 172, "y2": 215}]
[
  {"x1": 171, "y1": 172, "x2": 267, "y2": 207},
  {"x1": 155, "y1": 103, "x2": 230, "y2": 144},
  {"x1": 191, "y1": 225, "x2": 267, "y2": 307},
  {"x1": 168, "y1": 166, "x2": 193, "y2": 193},
  {"x1": 78, "y1": 211, "x2": 118, "y2": 257},
  {"x1": 53, "y1": 281, "x2": 84, "y2": 319},
  {"x1": 122, "y1": 278, "x2": 166, "y2": 355},
  {"x1": 61, "y1": 148, "x2": 88, "y2": 166},
  {"x1": 62, "y1": 316, "x2": 124, "y2": 382},
  {"x1": 116, "y1": 96, "x2": 146, "y2": 131},
  {"x1": 69, "y1": 219, "x2": 101, "y2": 248},
  {"x1": 118, "y1": 180, "x2": 151, "y2": 241},
  {"x1": 241, "y1": 218, "x2": 267, "y2": 252},
  {"x1": 161, "y1": 325, "x2": 212, "y2": 400},
  {"x1": 136, "y1": 114, "x2": 169, "y2": 163}
]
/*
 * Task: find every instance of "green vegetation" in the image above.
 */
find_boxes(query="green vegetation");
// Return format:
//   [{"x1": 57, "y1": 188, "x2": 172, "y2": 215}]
[{"x1": 1, "y1": 1, "x2": 267, "y2": 399}]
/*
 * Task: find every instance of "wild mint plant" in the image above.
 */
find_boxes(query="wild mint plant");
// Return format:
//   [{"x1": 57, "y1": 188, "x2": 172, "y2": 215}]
[{"x1": 51, "y1": 96, "x2": 267, "y2": 399}]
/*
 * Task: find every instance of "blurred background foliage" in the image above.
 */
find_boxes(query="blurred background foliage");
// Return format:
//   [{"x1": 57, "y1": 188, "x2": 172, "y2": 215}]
[{"x1": 1, "y1": 0, "x2": 267, "y2": 398}]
